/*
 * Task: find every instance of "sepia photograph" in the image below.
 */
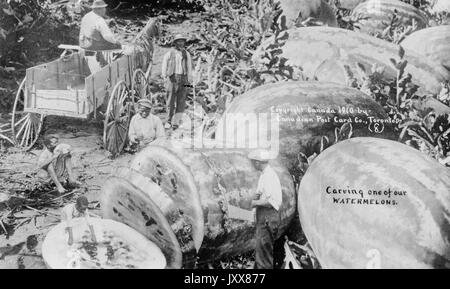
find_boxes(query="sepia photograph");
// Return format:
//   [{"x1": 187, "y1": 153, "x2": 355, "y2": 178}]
[{"x1": 0, "y1": 0, "x2": 449, "y2": 272}]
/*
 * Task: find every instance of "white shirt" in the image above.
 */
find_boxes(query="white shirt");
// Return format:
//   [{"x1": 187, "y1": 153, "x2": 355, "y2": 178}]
[
  {"x1": 256, "y1": 165, "x2": 283, "y2": 211},
  {"x1": 161, "y1": 48, "x2": 193, "y2": 80},
  {"x1": 128, "y1": 113, "x2": 165, "y2": 144},
  {"x1": 61, "y1": 203, "x2": 91, "y2": 227},
  {"x1": 37, "y1": 144, "x2": 71, "y2": 170},
  {"x1": 38, "y1": 149, "x2": 54, "y2": 170},
  {"x1": 79, "y1": 11, "x2": 117, "y2": 44}
]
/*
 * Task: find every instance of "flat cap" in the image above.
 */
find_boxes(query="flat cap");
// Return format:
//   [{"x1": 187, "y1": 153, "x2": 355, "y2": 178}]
[
  {"x1": 137, "y1": 98, "x2": 152, "y2": 109},
  {"x1": 91, "y1": 0, "x2": 108, "y2": 8},
  {"x1": 173, "y1": 34, "x2": 187, "y2": 43},
  {"x1": 248, "y1": 149, "x2": 277, "y2": 161}
]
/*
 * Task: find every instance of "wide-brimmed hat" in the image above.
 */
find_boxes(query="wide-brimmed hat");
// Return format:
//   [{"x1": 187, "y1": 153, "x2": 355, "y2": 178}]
[
  {"x1": 137, "y1": 98, "x2": 152, "y2": 109},
  {"x1": 248, "y1": 149, "x2": 276, "y2": 162},
  {"x1": 173, "y1": 34, "x2": 187, "y2": 43},
  {"x1": 91, "y1": 0, "x2": 108, "y2": 9}
]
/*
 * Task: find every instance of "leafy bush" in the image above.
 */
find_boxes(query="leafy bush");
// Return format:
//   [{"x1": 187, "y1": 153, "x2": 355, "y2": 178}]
[
  {"x1": 187, "y1": 0, "x2": 297, "y2": 112},
  {"x1": 0, "y1": 0, "x2": 81, "y2": 113}
]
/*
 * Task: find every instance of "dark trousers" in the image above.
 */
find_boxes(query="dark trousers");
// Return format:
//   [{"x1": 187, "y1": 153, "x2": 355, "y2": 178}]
[
  {"x1": 255, "y1": 221, "x2": 275, "y2": 269},
  {"x1": 255, "y1": 207, "x2": 279, "y2": 269},
  {"x1": 166, "y1": 74, "x2": 188, "y2": 123}
]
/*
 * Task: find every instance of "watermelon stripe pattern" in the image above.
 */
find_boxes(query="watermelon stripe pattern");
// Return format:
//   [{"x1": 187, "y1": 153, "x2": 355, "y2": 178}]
[
  {"x1": 337, "y1": 0, "x2": 366, "y2": 10},
  {"x1": 254, "y1": 27, "x2": 450, "y2": 97},
  {"x1": 279, "y1": 0, "x2": 338, "y2": 28},
  {"x1": 401, "y1": 25, "x2": 450, "y2": 71},
  {"x1": 298, "y1": 137, "x2": 450, "y2": 268},
  {"x1": 215, "y1": 81, "x2": 396, "y2": 178},
  {"x1": 431, "y1": 0, "x2": 450, "y2": 14},
  {"x1": 352, "y1": 0, "x2": 428, "y2": 34}
]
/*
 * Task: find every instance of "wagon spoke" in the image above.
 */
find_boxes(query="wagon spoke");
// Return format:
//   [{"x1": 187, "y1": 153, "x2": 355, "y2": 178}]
[
  {"x1": 114, "y1": 125, "x2": 122, "y2": 153},
  {"x1": 115, "y1": 126, "x2": 121, "y2": 153},
  {"x1": 25, "y1": 119, "x2": 34, "y2": 146},
  {"x1": 117, "y1": 121, "x2": 128, "y2": 132},
  {"x1": 118, "y1": 114, "x2": 129, "y2": 125},
  {"x1": 108, "y1": 124, "x2": 119, "y2": 155},
  {"x1": 28, "y1": 118, "x2": 35, "y2": 146},
  {"x1": 14, "y1": 114, "x2": 29, "y2": 128},
  {"x1": 108, "y1": 108, "x2": 115, "y2": 120},
  {"x1": 20, "y1": 120, "x2": 31, "y2": 147},
  {"x1": 119, "y1": 88, "x2": 128, "y2": 104},
  {"x1": 25, "y1": 122, "x2": 33, "y2": 147},
  {"x1": 116, "y1": 96, "x2": 124, "y2": 117},
  {"x1": 119, "y1": 85, "x2": 126, "y2": 102},
  {"x1": 30, "y1": 115, "x2": 40, "y2": 145},
  {"x1": 116, "y1": 124, "x2": 126, "y2": 144},
  {"x1": 16, "y1": 115, "x2": 30, "y2": 139},
  {"x1": 106, "y1": 122, "x2": 118, "y2": 152},
  {"x1": 106, "y1": 120, "x2": 115, "y2": 130}
]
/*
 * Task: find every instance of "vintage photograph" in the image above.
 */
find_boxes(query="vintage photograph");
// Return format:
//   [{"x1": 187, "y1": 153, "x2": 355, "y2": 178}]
[{"x1": 0, "y1": 0, "x2": 449, "y2": 270}]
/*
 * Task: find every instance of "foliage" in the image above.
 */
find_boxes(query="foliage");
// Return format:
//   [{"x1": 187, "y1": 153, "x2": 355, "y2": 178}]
[
  {"x1": 347, "y1": 47, "x2": 450, "y2": 166},
  {"x1": 372, "y1": 12, "x2": 420, "y2": 44},
  {"x1": 400, "y1": 0, "x2": 433, "y2": 10},
  {"x1": 0, "y1": 0, "x2": 82, "y2": 67},
  {"x1": 187, "y1": 0, "x2": 298, "y2": 113},
  {"x1": 0, "y1": 0, "x2": 82, "y2": 114},
  {"x1": 333, "y1": 1, "x2": 364, "y2": 31}
]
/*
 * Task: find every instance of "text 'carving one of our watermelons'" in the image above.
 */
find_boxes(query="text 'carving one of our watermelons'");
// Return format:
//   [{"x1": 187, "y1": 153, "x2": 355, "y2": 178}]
[{"x1": 325, "y1": 186, "x2": 409, "y2": 206}]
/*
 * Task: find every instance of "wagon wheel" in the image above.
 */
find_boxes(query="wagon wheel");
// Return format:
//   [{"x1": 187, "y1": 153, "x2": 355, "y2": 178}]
[
  {"x1": 11, "y1": 78, "x2": 44, "y2": 150},
  {"x1": 131, "y1": 69, "x2": 149, "y2": 102},
  {"x1": 103, "y1": 81, "x2": 132, "y2": 157}
]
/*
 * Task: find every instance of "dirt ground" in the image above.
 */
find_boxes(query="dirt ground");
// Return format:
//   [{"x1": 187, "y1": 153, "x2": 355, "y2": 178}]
[{"x1": 0, "y1": 14, "x2": 202, "y2": 269}]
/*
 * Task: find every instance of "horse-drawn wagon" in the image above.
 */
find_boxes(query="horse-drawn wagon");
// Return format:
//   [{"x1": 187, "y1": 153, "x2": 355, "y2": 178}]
[{"x1": 9, "y1": 19, "x2": 159, "y2": 156}]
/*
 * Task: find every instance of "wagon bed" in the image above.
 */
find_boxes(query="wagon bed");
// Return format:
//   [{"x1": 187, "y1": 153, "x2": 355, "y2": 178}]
[
  {"x1": 9, "y1": 18, "x2": 159, "y2": 154},
  {"x1": 12, "y1": 47, "x2": 151, "y2": 155}
]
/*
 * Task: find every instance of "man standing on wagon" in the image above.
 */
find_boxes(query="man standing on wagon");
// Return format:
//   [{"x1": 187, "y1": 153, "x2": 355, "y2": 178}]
[
  {"x1": 79, "y1": 0, "x2": 122, "y2": 69},
  {"x1": 161, "y1": 34, "x2": 193, "y2": 129}
]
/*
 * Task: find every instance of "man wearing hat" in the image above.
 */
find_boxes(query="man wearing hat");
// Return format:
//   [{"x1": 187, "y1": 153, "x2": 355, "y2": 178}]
[
  {"x1": 161, "y1": 34, "x2": 193, "y2": 129},
  {"x1": 128, "y1": 98, "x2": 165, "y2": 148},
  {"x1": 79, "y1": 0, "x2": 122, "y2": 51},
  {"x1": 248, "y1": 149, "x2": 283, "y2": 269}
]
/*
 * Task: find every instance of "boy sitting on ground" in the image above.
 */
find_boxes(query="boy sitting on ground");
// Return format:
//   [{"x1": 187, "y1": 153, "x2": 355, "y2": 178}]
[{"x1": 62, "y1": 196, "x2": 97, "y2": 246}]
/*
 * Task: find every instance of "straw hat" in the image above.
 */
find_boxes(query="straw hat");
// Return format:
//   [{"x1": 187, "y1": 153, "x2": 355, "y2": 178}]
[
  {"x1": 173, "y1": 34, "x2": 187, "y2": 43},
  {"x1": 137, "y1": 98, "x2": 152, "y2": 109},
  {"x1": 248, "y1": 149, "x2": 276, "y2": 162},
  {"x1": 91, "y1": 0, "x2": 108, "y2": 9}
]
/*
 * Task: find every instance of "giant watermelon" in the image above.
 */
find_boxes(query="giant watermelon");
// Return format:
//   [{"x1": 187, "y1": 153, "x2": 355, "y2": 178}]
[
  {"x1": 101, "y1": 139, "x2": 296, "y2": 267},
  {"x1": 401, "y1": 25, "x2": 450, "y2": 71},
  {"x1": 336, "y1": 0, "x2": 366, "y2": 10},
  {"x1": 351, "y1": 0, "x2": 428, "y2": 35},
  {"x1": 252, "y1": 26, "x2": 450, "y2": 114},
  {"x1": 279, "y1": 0, "x2": 338, "y2": 27},
  {"x1": 298, "y1": 137, "x2": 450, "y2": 268},
  {"x1": 431, "y1": 0, "x2": 450, "y2": 14},
  {"x1": 253, "y1": 26, "x2": 449, "y2": 95},
  {"x1": 215, "y1": 81, "x2": 396, "y2": 179}
]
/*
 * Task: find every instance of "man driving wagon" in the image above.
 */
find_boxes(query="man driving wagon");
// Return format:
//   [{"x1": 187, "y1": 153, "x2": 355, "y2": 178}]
[
  {"x1": 79, "y1": 0, "x2": 123, "y2": 72},
  {"x1": 10, "y1": 0, "x2": 160, "y2": 156}
]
